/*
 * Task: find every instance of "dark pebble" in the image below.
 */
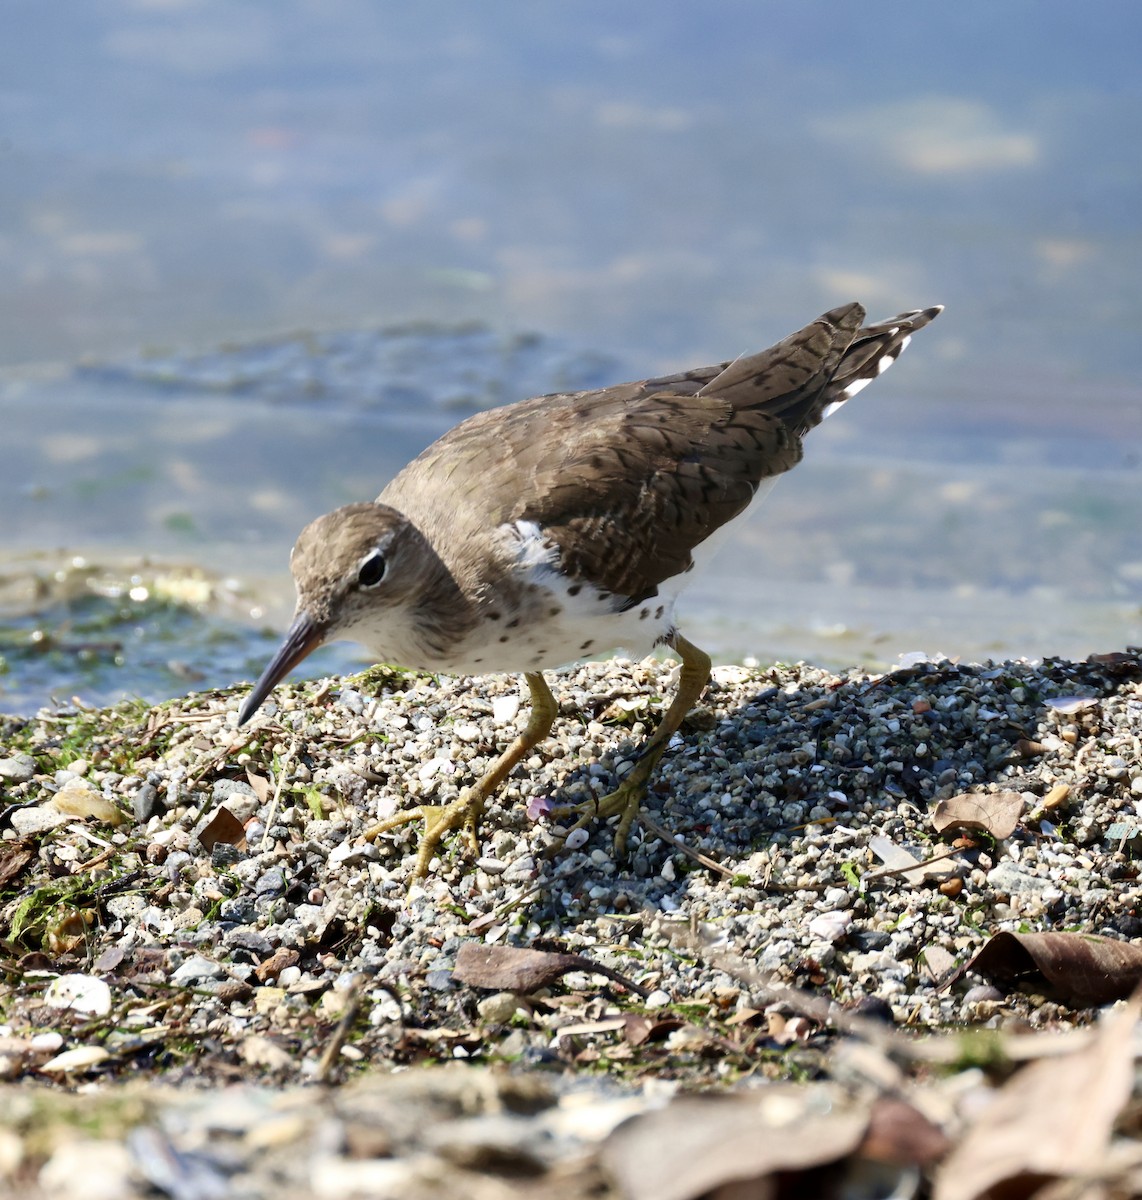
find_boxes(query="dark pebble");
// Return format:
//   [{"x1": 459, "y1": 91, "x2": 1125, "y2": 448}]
[
  {"x1": 425, "y1": 969, "x2": 456, "y2": 992},
  {"x1": 847, "y1": 996, "x2": 896, "y2": 1024},
  {"x1": 213, "y1": 778, "x2": 257, "y2": 804},
  {"x1": 225, "y1": 928, "x2": 276, "y2": 956},
  {"x1": 219, "y1": 898, "x2": 260, "y2": 925},
  {"x1": 211, "y1": 844, "x2": 242, "y2": 869},
  {"x1": 256, "y1": 868, "x2": 287, "y2": 898},
  {"x1": 850, "y1": 929, "x2": 891, "y2": 951},
  {"x1": 133, "y1": 782, "x2": 163, "y2": 822}
]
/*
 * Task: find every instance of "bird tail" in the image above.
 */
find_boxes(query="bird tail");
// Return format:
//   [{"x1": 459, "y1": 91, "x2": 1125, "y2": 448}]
[{"x1": 699, "y1": 302, "x2": 943, "y2": 435}]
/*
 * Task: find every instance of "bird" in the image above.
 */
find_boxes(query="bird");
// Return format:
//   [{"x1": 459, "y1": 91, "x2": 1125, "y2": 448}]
[{"x1": 238, "y1": 301, "x2": 942, "y2": 878}]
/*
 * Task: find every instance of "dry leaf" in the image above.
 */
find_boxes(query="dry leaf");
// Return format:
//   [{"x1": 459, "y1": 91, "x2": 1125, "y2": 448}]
[
  {"x1": 254, "y1": 947, "x2": 300, "y2": 984},
  {"x1": 622, "y1": 1013, "x2": 684, "y2": 1046},
  {"x1": 601, "y1": 1089, "x2": 869, "y2": 1200},
  {"x1": 964, "y1": 931, "x2": 1142, "y2": 1007},
  {"x1": 859, "y1": 1097, "x2": 951, "y2": 1168},
  {"x1": 93, "y1": 945, "x2": 126, "y2": 974},
  {"x1": 0, "y1": 842, "x2": 35, "y2": 889},
  {"x1": 932, "y1": 791, "x2": 1024, "y2": 839},
  {"x1": 453, "y1": 942, "x2": 646, "y2": 996},
  {"x1": 245, "y1": 770, "x2": 271, "y2": 804},
  {"x1": 933, "y1": 996, "x2": 1140, "y2": 1200},
  {"x1": 197, "y1": 806, "x2": 247, "y2": 852}
]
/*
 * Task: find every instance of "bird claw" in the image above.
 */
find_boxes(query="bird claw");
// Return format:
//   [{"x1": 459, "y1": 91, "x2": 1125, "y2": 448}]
[
  {"x1": 548, "y1": 771, "x2": 648, "y2": 860},
  {"x1": 362, "y1": 788, "x2": 484, "y2": 879}
]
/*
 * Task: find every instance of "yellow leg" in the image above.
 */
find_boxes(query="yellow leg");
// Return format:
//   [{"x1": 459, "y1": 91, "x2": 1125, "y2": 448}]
[
  {"x1": 551, "y1": 632, "x2": 711, "y2": 857},
  {"x1": 362, "y1": 672, "x2": 557, "y2": 878}
]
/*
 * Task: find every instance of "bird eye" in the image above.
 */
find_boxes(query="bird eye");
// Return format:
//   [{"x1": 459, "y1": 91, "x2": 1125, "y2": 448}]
[{"x1": 357, "y1": 551, "x2": 387, "y2": 588}]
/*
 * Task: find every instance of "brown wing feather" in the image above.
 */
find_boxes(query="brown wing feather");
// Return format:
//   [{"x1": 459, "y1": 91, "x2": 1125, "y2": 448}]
[{"x1": 380, "y1": 302, "x2": 941, "y2": 601}]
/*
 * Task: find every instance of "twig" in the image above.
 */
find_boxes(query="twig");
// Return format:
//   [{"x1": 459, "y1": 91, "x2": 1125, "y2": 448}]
[
  {"x1": 261, "y1": 741, "x2": 299, "y2": 851},
  {"x1": 468, "y1": 885, "x2": 545, "y2": 932},
  {"x1": 314, "y1": 975, "x2": 366, "y2": 1084},
  {"x1": 861, "y1": 845, "x2": 965, "y2": 883},
  {"x1": 639, "y1": 812, "x2": 736, "y2": 879}
]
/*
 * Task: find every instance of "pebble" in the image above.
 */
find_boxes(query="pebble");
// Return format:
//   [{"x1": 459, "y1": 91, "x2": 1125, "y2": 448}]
[
  {"x1": 169, "y1": 956, "x2": 226, "y2": 985},
  {"x1": 808, "y1": 911, "x2": 853, "y2": 943},
  {"x1": 0, "y1": 753, "x2": 35, "y2": 782},
  {"x1": 10, "y1": 804, "x2": 70, "y2": 835},
  {"x1": 492, "y1": 695, "x2": 520, "y2": 724},
  {"x1": 38, "y1": 1138, "x2": 135, "y2": 1200},
  {"x1": 43, "y1": 975, "x2": 113, "y2": 1017},
  {"x1": 986, "y1": 861, "x2": 1049, "y2": 896},
  {"x1": 132, "y1": 781, "x2": 163, "y2": 821},
  {"x1": 328, "y1": 841, "x2": 380, "y2": 867}
]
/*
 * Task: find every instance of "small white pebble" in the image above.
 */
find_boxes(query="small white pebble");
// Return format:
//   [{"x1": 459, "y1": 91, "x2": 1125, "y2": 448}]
[
  {"x1": 565, "y1": 829, "x2": 589, "y2": 851},
  {"x1": 807, "y1": 911, "x2": 853, "y2": 943},
  {"x1": 492, "y1": 695, "x2": 520, "y2": 724},
  {"x1": 645, "y1": 989, "x2": 671, "y2": 1009}
]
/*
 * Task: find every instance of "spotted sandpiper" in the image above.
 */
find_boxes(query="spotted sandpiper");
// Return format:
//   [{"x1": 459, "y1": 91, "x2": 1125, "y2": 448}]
[{"x1": 238, "y1": 302, "x2": 941, "y2": 877}]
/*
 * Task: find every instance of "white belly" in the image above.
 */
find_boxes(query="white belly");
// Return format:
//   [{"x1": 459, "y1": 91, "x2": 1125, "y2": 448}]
[
  {"x1": 439, "y1": 571, "x2": 679, "y2": 674},
  {"x1": 354, "y1": 475, "x2": 780, "y2": 675}
]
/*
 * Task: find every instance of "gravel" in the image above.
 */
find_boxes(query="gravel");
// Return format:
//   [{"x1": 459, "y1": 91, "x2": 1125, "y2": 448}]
[{"x1": 0, "y1": 648, "x2": 1140, "y2": 1188}]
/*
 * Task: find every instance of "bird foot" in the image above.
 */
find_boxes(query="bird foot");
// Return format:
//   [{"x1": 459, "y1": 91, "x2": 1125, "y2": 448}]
[
  {"x1": 361, "y1": 789, "x2": 484, "y2": 880},
  {"x1": 548, "y1": 765, "x2": 652, "y2": 860}
]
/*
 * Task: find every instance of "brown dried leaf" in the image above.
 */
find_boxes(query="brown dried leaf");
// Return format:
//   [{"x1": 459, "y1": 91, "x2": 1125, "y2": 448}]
[
  {"x1": 245, "y1": 770, "x2": 271, "y2": 804},
  {"x1": 197, "y1": 806, "x2": 247, "y2": 852},
  {"x1": 932, "y1": 791, "x2": 1024, "y2": 839},
  {"x1": 601, "y1": 1089, "x2": 869, "y2": 1200},
  {"x1": 0, "y1": 841, "x2": 35, "y2": 889},
  {"x1": 933, "y1": 996, "x2": 1140, "y2": 1200},
  {"x1": 966, "y1": 931, "x2": 1142, "y2": 1007},
  {"x1": 254, "y1": 947, "x2": 300, "y2": 984},
  {"x1": 92, "y1": 945, "x2": 125, "y2": 973},
  {"x1": 860, "y1": 1097, "x2": 951, "y2": 1168},
  {"x1": 622, "y1": 1013, "x2": 684, "y2": 1046},
  {"x1": 453, "y1": 942, "x2": 645, "y2": 996}
]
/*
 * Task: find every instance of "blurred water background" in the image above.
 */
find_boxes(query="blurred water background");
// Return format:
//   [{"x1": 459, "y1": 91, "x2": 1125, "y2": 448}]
[{"x1": 1, "y1": 0, "x2": 1140, "y2": 714}]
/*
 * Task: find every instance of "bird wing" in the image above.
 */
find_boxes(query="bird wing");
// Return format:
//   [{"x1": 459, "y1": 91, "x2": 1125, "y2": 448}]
[{"x1": 380, "y1": 302, "x2": 941, "y2": 602}]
